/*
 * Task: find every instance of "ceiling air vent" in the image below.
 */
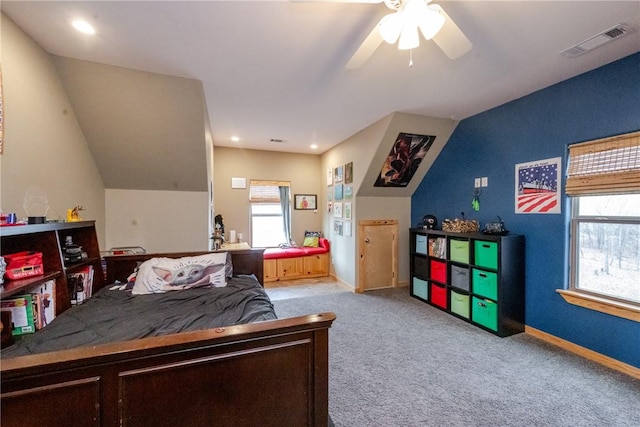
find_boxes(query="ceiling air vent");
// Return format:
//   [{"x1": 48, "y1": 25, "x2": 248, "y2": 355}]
[
  {"x1": 560, "y1": 24, "x2": 634, "y2": 58},
  {"x1": 269, "y1": 138, "x2": 286, "y2": 144}
]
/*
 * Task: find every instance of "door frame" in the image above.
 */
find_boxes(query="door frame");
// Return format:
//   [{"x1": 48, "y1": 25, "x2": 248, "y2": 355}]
[{"x1": 357, "y1": 219, "x2": 398, "y2": 293}]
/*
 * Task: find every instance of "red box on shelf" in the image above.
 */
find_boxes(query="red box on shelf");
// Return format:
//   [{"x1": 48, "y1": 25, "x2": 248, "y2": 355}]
[
  {"x1": 430, "y1": 259, "x2": 447, "y2": 283},
  {"x1": 4, "y1": 251, "x2": 44, "y2": 280},
  {"x1": 430, "y1": 282, "x2": 447, "y2": 309}
]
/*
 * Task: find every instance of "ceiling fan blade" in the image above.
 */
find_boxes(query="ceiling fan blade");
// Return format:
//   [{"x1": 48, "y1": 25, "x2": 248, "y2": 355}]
[
  {"x1": 430, "y1": 4, "x2": 472, "y2": 59},
  {"x1": 346, "y1": 24, "x2": 384, "y2": 69},
  {"x1": 290, "y1": 0, "x2": 383, "y2": 3}
]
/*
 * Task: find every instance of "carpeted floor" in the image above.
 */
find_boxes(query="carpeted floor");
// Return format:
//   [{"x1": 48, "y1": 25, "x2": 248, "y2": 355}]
[{"x1": 272, "y1": 288, "x2": 640, "y2": 427}]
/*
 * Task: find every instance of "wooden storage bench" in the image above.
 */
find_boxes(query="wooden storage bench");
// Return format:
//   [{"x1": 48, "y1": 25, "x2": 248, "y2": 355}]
[{"x1": 263, "y1": 238, "x2": 330, "y2": 282}]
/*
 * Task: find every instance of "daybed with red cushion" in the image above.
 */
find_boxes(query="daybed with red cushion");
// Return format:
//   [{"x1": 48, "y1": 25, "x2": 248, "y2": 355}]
[{"x1": 263, "y1": 238, "x2": 330, "y2": 282}]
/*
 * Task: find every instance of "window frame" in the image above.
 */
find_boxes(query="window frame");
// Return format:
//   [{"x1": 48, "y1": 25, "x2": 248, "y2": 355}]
[
  {"x1": 561, "y1": 131, "x2": 640, "y2": 322},
  {"x1": 248, "y1": 180, "x2": 290, "y2": 248},
  {"x1": 568, "y1": 197, "x2": 640, "y2": 305}
]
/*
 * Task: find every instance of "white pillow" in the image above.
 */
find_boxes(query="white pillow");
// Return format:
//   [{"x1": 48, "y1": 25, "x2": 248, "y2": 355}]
[{"x1": 132, "y1": 253, "x2": 228, "y2": 295}]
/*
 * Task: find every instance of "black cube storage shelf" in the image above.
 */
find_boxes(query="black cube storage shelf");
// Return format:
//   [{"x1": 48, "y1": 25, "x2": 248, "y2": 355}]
[{"x1": 409, "y1": 228, "x2": 525, "y2": 337}]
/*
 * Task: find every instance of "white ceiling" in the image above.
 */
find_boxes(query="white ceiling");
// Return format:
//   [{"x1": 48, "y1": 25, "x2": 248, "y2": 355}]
[{"x1": 3, "y1": 1, "x2": 639, "y2": 155}]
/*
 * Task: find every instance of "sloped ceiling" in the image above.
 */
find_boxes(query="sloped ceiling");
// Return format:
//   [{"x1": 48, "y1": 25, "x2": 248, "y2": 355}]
[
  {"x1": 359, "y1": 112, "x2": 457, "y2": 197},
  {"x1": 3, "y1": 1, "x2": 638, "y2": 155},
  {"x1": 53, "y1": 56, "x2": 208, "y2": 191}
]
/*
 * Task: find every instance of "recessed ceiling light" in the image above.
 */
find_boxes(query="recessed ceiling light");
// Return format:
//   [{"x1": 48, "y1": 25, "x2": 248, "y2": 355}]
[
  {"x1": 231, "y1": 136, "x2": 240, "y2": 142},
  {"x1": 310, "y1": 144, "x2": 318, "y2": 150},
  {"x1": 72, "y1": 19, "x2": 96, "y2": 35}
]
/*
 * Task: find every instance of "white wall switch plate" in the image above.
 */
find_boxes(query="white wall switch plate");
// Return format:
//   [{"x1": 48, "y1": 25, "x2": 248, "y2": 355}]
[
  {"x1": 475, "y1": 178, "x2": 481, "y2": 188},
  {"x1": 481, "y1": 177, "x2": 488, "y2": 187}
]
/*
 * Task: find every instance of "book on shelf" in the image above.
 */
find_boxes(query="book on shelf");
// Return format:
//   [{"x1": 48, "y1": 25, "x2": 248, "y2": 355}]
[
  {"x1": 428, "y1": 237, "x2": 447, "y2": 259},
  {"x1": 30, "y1": 292, "x2": 44, "y2": 330},
  {"x1": 0, "y1": 294, "x2": 36, "y2": 336},
  {"x1": 68, "y1": 266, "x2": 94, "y2": 305},
  {"x1": 26, "y1": 279, "x2": 56, "y2": 329}
]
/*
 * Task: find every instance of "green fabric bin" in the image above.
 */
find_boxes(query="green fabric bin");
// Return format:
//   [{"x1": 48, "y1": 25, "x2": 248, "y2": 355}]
[
  {"x1": 472, "y1": 268, "x2": 498, "y2": 300},
  {"x1": 450, "y1": 289, "x2": 470, "y2": 319},
  {"x1": 449, "y1": 239, "x2": 469, "y2": 264},
  {"x1": 474, "y1": 240, "x2": 498, "y2": 269},
  {"x1": 472, "y1": 296, "x2": 498, "y2": 331}
]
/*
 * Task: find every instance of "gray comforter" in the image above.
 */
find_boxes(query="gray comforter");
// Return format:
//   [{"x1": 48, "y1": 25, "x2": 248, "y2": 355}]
[{"x1": 2, "y1": 274, "x2": 276, "y2": 358}]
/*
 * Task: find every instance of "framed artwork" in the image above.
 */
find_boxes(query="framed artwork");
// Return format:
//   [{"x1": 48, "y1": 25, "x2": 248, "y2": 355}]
[
  {"x1": 334, "y1": 184, "x2": 343, "y2": 200},
  {"x1": 294, "y1": 194, "x2": 317, "y2": 210},
  {"x1": 515, "y1": 157, "x2": 561, "y2": 214},
  {"x1": 327, "y1": 167, "x2": 333, "y2": 186},
  {"x1": 327, "y1": 186, "x2": 333, "y2": 201},
  {"x1": 344, "y1": 202, "x2": 352, "y2": 220},
  {"x1": 334, "y1": 220, "x2": 343, "y2": 236},
  {"x1": 334, "y1": 165, "x2": 343, "y2": 183},
  {"x1": 374, "y1": 132, "x2": 436, "y2": 187},
  {"x1": 344, "y1": 221, "x2": 352, "y2": 237},
  {"x1": 334, "y1": 202, "x2": 342, "y2": 218},
  {"x1": 344, "y1": 162, "x2": 353, "y2": 183},
  {"x1": 344, "y1": 185, "x2": 352, "y2": 199}
]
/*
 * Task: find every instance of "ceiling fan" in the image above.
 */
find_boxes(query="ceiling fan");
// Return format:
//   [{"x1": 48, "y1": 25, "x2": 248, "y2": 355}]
[{"x1": 302, "y1": 0, "x2": 473, "y2": 69}]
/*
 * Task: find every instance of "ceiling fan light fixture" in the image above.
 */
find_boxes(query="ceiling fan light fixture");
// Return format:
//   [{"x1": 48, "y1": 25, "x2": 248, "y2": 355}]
[
  {"x1": 379, "y1": 12, "x2": 403, "y2": 44},
  {"x1": 398, "y1": 24, "x2": 420, "y2": 50}
]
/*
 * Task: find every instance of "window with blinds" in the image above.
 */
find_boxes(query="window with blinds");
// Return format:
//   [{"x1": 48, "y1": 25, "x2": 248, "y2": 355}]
[
  {"x1": 249, "y1": 180, "x2": 290, "y2": 203},
  {"x1": 566, "y1": 131, "x2": 640, "y2": 195},
  {"x1": 567, "y1": 131, "x2": 640, "y2": 310},
  {"x1": 249, "y1": 180, "x2": 289, "y2": 247}
]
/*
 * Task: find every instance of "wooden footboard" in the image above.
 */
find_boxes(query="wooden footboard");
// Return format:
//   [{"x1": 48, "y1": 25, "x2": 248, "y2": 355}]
[{"x1": 1, "y1": 312, "x2": 335, "y2": 426}]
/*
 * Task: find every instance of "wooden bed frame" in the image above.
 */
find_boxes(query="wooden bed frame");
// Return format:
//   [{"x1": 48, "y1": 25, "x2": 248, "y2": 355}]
[{"x1": 1, "y1": 249, "x2": 335, "y2": 427}]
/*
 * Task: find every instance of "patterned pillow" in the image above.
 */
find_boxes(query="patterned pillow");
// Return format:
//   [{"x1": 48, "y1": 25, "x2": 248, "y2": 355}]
[
  {"x1": 132, "y1": 252, "x2": 229, "y2": 295},
  {"x1": 302, "y1": 231, "x2": 321, "y2": 247}
]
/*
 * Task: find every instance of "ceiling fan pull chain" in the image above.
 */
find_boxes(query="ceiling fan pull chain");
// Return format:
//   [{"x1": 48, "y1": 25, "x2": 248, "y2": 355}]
[{"x1": 409, "y1": 49, "x2": 414, "y2": 67}]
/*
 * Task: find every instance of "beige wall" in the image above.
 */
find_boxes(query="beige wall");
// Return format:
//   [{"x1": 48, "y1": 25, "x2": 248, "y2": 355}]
[
  {"x1": 0, "y1": 14, "x2": 106, "y2": 244},
  {"x1": 105, "y1": 189, "x2": 209, "y2": 253},
  {"x1": 213, "y1": 147, "x2": 323, "y2": 248},
  {"x1": 321, "y1": 115, "x2": 401, "y2": 287},
  {"x1": 321, "y1": 113, "x2": 456, "y2": 288}
]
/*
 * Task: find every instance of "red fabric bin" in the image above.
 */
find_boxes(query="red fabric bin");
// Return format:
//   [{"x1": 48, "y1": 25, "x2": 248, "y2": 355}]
[
  {"x1": 430, "y1": 283, "x2": 447, "y2": 309},
  {"x1": 430, "y1": 260, "x2": 447, "y2": 283}
]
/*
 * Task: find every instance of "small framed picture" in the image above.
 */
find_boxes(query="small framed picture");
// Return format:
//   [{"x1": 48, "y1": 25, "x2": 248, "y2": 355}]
[
  {"x1": 334, "y1": 165, "x2": 343, "y2": 183},
  {"x1": 344, "y1": 185, "x2": 353, "y2": 199},
  {"x1": 344, "y1": 221, "x2": 352, "y2": 237},
  {"x1": 344, "y1": 202, "x2": 352, "y2": 220},
  {"x1": 334, "y1": 184, "x2": 343, "y2": 200},
  {"x1": 345, "y1": 162, "x2": 353, "y2": 183},
  {"x1": 294, "y1": 194, "x2": 317, "y2": 210},
  {"x1": 334, "y1": 220, "x2": 343, "y2": 236},
  {"x1": 334, "y1": 202, "x2": 342, "y2": 218}
]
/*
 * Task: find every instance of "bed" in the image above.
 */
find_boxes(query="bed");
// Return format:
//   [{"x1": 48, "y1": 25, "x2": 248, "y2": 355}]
[{"x1": 1, "y1": 249, "x2": 335, "y2": 427}]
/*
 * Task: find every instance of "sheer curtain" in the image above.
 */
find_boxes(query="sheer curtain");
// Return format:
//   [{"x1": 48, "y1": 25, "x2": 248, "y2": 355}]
[{"x1": 279, "y1": 186, "x2": 292, "y2": 245}]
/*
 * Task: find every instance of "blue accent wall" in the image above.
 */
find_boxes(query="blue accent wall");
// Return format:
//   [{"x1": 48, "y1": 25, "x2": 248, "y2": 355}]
[{"x1": 412, "y1": 53, "x2": 640, "y2": 367}]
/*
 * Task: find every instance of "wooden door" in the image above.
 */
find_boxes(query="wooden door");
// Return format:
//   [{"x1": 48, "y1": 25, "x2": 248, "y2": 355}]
[{"x1": 357, "y1": 220, "x2": 398, "y2": 292}]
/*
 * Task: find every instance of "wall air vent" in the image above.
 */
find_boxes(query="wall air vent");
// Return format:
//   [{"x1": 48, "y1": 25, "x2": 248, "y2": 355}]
[
  {"x1": 269, "y1": 138, "x2": 286, "y2": 143},
  {"x1": 560, "y1": 24, "x2": 634, "y2": 58}
]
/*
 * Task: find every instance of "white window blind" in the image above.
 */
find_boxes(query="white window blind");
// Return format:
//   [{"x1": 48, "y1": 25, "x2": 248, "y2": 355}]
[
  {"x1": 249, "y1": 180, "x2": 289, "y2": 203},
  {"x1": 566, "y1": 131, "x2": 640, "y2": 195}
]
